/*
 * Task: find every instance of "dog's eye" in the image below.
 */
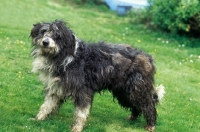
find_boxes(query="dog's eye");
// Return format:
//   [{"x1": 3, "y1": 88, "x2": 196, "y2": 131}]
[
  {"x1": 57, "y1": 34, "x2": 61, "y2": 39},
  {"x1": 40, "y1": 29, "x2": 47, "y2": 34},
  {"x1": 55, "y1": 32, "x2": 61, "y2": 39}
]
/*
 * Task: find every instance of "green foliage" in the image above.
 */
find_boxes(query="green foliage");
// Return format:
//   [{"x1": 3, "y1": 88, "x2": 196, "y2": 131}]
[
  {"x1": 148, "y1": 0, "x2": 200, "y2": 37},
  {"x1": 129, "y1": 9, "x2": 152, "y2": 25}
]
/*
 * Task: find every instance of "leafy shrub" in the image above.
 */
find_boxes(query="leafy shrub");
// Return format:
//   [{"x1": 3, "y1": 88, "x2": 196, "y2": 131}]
[
  {"x1": 129, "y1": 9, "x2": 152, "y2": 25},
  {"x1": 146, "y1": 0, "x2": 200, "y2": 37}
]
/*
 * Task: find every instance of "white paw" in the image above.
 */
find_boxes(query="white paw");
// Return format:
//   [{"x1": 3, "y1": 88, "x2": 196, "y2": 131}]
[
  {"x1": 71, "y1": 125, "x2": 83, "y2": 132},
  {"x1": 36, "y1": 113, "x2": 47, "y2": 120}
]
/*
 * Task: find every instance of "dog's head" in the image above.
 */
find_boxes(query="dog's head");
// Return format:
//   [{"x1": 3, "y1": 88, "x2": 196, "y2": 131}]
[{"x1": 30, "y1": 20, "x2": 76, "y2": 56}]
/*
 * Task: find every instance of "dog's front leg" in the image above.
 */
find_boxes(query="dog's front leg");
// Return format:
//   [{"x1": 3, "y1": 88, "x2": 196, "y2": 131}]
[
  {"x1": 35, "y1": 94, "x2": 62, "y2": 120},
  {"x1": 71, "y1": 104, "x2": 91, "y2": 132}
]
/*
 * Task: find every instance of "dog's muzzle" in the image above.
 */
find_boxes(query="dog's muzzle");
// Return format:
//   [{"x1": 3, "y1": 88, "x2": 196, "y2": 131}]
[
  {"x1": 42, "y1": 38, "x2": 50, "y2": 47},
  {"x1": 40, "y1": 37, "x2": 56, "y2": 48}
]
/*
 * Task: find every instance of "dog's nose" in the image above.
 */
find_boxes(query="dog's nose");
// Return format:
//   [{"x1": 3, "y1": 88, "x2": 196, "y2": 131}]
[{"x1": 42, "y1": 38, "x2": 49, "y2": 47}]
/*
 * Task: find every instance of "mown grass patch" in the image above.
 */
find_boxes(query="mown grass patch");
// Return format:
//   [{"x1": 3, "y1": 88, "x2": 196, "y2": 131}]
[{"x1": 0, "y1": 0, "x2": 200, "y2": 132}]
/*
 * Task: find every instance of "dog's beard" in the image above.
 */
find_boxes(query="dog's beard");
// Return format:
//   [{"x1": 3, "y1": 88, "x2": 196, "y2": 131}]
[{"x1": 41, "y1": 46, "x2": 60, "y2": 55}]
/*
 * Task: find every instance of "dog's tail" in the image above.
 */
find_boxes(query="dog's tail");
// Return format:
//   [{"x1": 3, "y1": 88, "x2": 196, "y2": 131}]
[{"x1": 153, "y1": 84, "x2": 165, "y2": 103}]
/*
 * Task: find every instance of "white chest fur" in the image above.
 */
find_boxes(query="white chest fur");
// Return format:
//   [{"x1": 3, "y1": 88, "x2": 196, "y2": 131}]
[
  {"x1": 32, "y1": 56, "x2": 54, "y2": 73},
  {"x1": 32, "y1": 56, "x2": 63, "y2": 97}
]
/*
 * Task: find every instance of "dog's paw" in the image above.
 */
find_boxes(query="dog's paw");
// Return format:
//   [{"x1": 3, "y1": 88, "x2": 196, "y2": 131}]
[
  {"x1": 71, "y1": 125, "x2": 83, "y2": 132},
  {"x1": 35, "y1": 113, "x2": 47, "y2": 120},
  {"x1": 144, "y1": 125, "x2": 155, "y2": 131}
]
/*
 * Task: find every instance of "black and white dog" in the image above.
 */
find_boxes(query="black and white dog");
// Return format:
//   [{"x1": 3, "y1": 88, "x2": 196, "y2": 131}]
[{"x1": 30, "y1": 20, "x2": 165, "y2": 132}]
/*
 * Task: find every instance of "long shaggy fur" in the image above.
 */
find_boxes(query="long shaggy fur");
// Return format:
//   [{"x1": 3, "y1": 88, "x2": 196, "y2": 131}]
[{"x1": 30, "y1": 20, "x2": 165, "y2": 132}]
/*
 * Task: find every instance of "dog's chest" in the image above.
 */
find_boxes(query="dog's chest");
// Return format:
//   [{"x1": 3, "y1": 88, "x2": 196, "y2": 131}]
[
  {"x1": 32, "y1": 56, "x2": 66, "y2": 97},
  {"x1": 39, "y1": 72, "x2": 63, "y2": 97},
  {"x1": 32, "y1": 56, "x2": 54, "y2": 73}
]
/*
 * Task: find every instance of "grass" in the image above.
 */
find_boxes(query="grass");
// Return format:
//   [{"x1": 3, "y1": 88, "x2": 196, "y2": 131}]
[{"x1": 0, "y1": 0, "x2": 200, "y2": 131}]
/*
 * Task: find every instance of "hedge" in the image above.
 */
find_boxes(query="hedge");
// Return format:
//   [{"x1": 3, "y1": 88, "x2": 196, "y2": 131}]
[{"x1": 146, "y1": 0, "x2": 200, "y2": 37}]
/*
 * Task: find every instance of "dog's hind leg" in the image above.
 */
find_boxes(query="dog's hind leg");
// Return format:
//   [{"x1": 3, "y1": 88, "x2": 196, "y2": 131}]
[
  {"x1": 35, "y1": 94, "x2": 64, "y2": 120},
  {"x1": 141, "y1": 98, "x2": 157, "y2": 131},
  {"x1": 71, "y1": 103, "x2": 91, "y2": 132}
]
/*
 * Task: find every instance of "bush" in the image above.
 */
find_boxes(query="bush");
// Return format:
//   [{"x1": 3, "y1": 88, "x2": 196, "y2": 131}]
[{"x1": 146, "y1": 0, "x2": 200, "y2": 37}]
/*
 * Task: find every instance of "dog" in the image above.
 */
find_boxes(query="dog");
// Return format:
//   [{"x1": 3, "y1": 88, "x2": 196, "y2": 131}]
[{"x1": 30, "y1": 20, "x2": 165, "y2": 132}]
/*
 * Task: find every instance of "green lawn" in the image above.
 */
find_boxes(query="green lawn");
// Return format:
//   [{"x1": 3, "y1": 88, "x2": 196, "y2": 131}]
[{"x1": 0, "y1": 0, "x2": 200, "y2": 132}]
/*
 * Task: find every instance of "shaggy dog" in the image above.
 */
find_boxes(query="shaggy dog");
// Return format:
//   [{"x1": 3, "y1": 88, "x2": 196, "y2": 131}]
[{"x1": 30, "y1": 20, "x2": 165, "y2": 132}]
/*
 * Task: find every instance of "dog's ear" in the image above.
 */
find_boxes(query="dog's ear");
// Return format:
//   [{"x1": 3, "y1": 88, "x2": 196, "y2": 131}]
[
  {"x1": 30, "y1": 23, "x2": 42, "y2": 38},
  {"x1": 55, "y1": 20, "x2": 76, "y2": 56},
  {"x1": 65, "y1": 31, "x2": 76, "y2": 56}
]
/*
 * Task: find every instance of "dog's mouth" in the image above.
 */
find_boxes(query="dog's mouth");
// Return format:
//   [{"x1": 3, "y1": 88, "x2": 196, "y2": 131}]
[{"x1": 41, "y1": 46, "x2": 60, "y2": 55}]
